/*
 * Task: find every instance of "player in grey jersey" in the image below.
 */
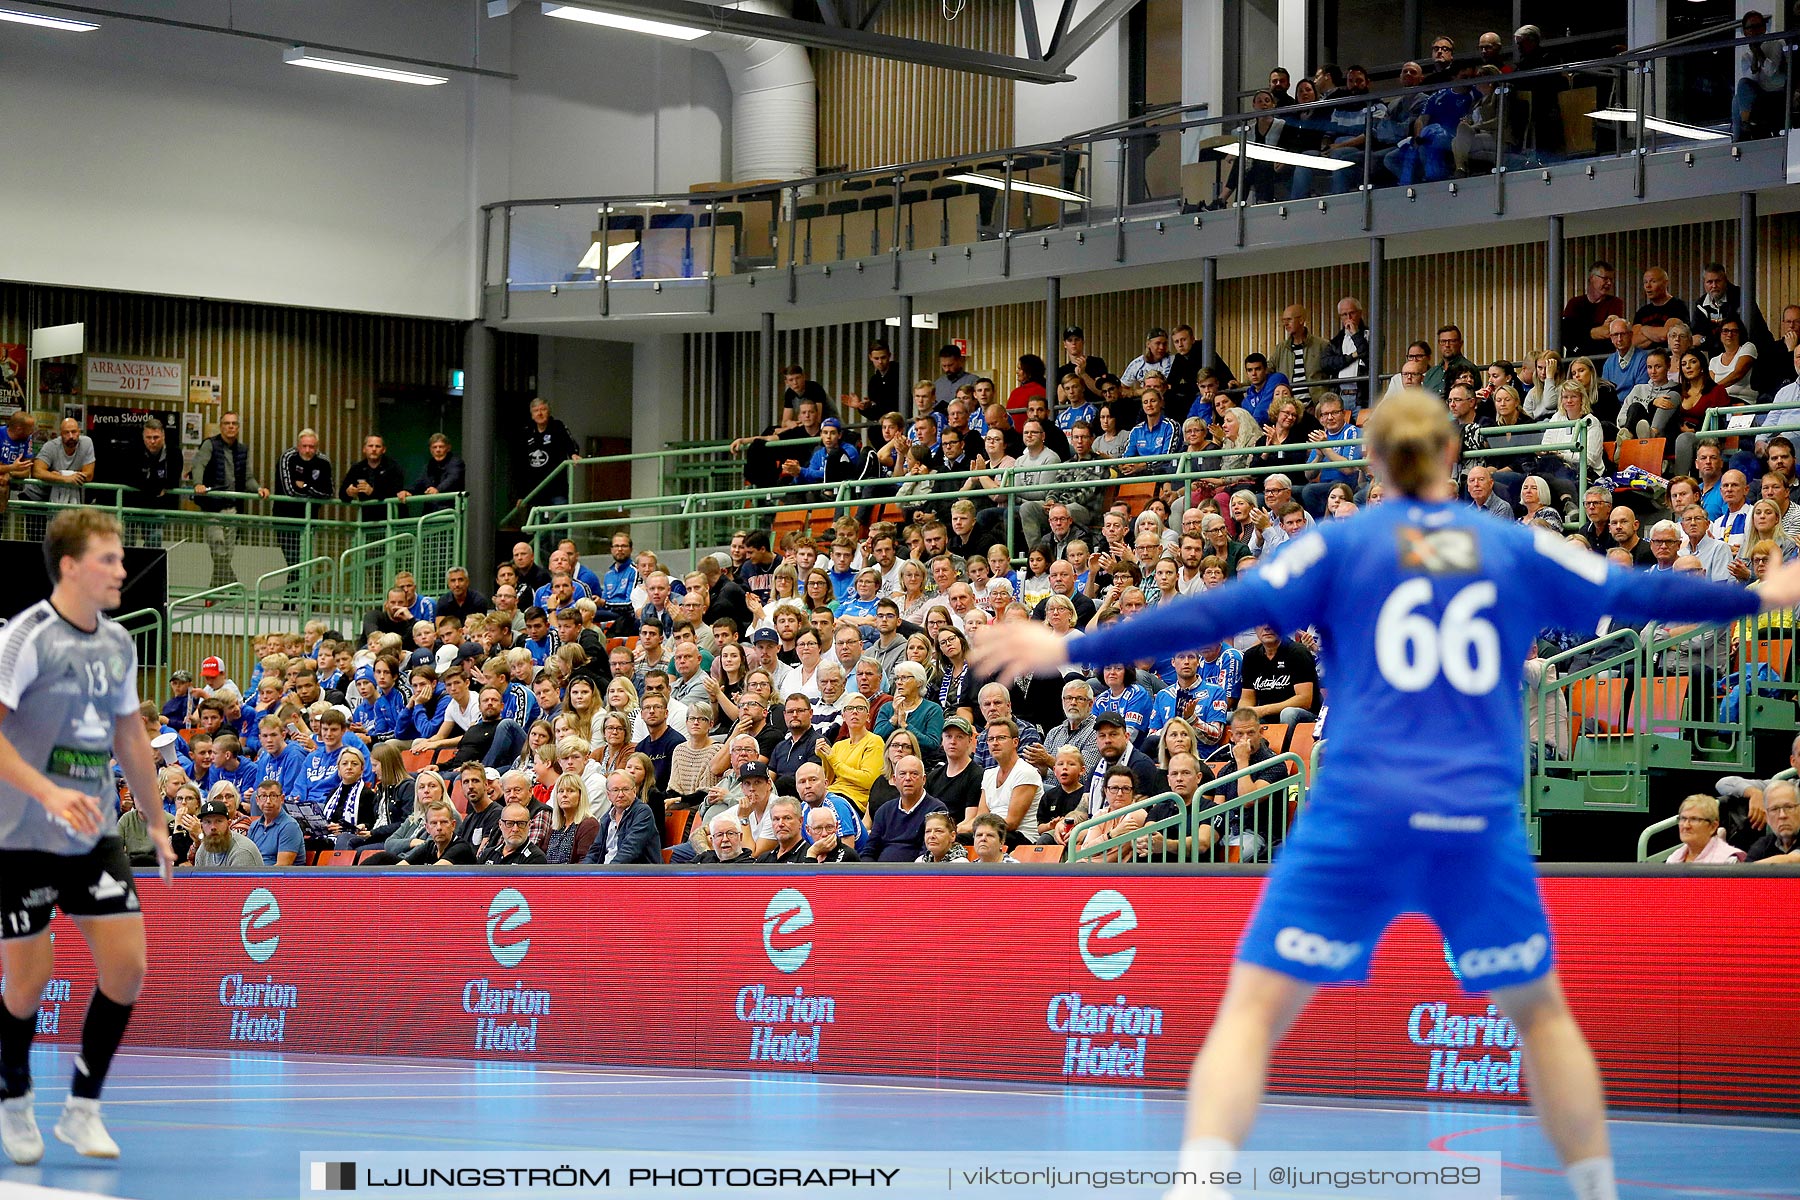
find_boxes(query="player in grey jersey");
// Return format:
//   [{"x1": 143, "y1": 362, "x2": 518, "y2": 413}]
[{"x1": 0, "y1": 509, "x2": 173, "y2": 1165}]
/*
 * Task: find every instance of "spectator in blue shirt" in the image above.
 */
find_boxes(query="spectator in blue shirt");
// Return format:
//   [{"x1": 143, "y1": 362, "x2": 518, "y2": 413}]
[
  {"x1": 1240, "y1": 354, "x2": 1290, "y2": 423},
  {"x1": 1119, "y1": 387, "x2": 1180, "y2": 475},
  {"x1": 1093, "y1": 664, "x2": 1155, "y2": 747},
  {"x1": 521, "y1": 607, "x2": 558, "y2": 665},
  {"x1": 1054, "y1": 375, "x2": 1097, "y2": 432},
  {"x1": 1600, "y1": 317, "x2": 1650, "y2": 392},
  {"x1": 1298, "y1": 393, "x2": 1364, "y2": 517},
  {"x1": 406, "y1": 665, "x2": 452, "y2": 742},
  {"x1": 825, "y1": 540, "x2": 858, "y2": 601},
  {"x1": 204, "y1": 734, "x2": 260, "y2": 800},
  {"x1": 247, "y1": 778, "x2": 304, "y2": 865},
  {"x1": 792, "y1": 417, "x2": 860, "y2": 485},
  {"x1": 599, "y1": 530, "x2": 639, "y2": 608},
  {"x1": 254, "y1": 716, "x2": 309, "y2": 799},
  {"x1": 161, "y1": 669, "x2": 195, "y2": 728},
  {"x1": 533, "y1": 570, "x2": 592, "y2": 616}
]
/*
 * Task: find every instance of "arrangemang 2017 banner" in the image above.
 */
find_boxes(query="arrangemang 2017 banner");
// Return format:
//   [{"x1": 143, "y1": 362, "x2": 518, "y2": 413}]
[{"x1": 18, "y1": 872, "x2": 1799, "y2": 1115}]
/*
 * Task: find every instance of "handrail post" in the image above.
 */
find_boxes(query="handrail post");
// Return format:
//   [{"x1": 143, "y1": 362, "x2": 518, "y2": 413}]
[
  {"x1": 599, "y1": 204, "x2": 612, "y2": 317},
  {"x1": 1000, "y1": 155, "x2": 1015, "y2": 276},
  {"x1": 1234, "y1": 122, "x2": 1249, "y2": 248},
  {"x1": 1360, "y1": 107, "x2": 1375, "y2": 231},
  {"x1": 1114, "y1": 137, "x2": 1128, "y2": 262},
  {"x1": 1633, "y1": 62, "x2": 1649, "y2": 198}
]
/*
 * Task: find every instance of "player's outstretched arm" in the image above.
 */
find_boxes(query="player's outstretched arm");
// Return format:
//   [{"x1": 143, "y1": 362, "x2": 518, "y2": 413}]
[
  {"x1": 1752, "y1": 557, "x2": 1800, "y2": 611},
  {"x1": 969, "y1": 620, "x2": 1069, "y2": 685},
  {"x1": 0, "y1": 703, "x2": 103, "y2": 836}
]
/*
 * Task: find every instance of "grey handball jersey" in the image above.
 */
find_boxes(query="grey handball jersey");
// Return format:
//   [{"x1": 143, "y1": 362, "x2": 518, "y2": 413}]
[{"x1": 0, "y1": 600, "x2": 140, "y2": 855}]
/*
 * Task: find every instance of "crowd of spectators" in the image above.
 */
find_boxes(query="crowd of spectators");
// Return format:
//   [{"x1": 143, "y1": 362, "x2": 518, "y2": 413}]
[
  {"x1": 1215, "y1": 13, "x2": 1790, "y2": 206},
  {"x1": 76, "y1": 249, "x2": 1800, "y2": 870}
]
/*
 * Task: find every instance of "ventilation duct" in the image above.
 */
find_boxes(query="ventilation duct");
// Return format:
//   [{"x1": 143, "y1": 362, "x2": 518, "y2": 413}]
[{"x1": 695, "y1": 0, "x2": 817, "y2": 183}]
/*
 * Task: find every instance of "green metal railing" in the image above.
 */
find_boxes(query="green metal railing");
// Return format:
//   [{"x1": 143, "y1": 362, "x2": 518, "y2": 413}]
[
  {"x1": 529, "y1": 418, "x2": 1586, "y2": 560},
  {"x1": 1068, "y1": 752, "x2": 1304, "y2": 864}
]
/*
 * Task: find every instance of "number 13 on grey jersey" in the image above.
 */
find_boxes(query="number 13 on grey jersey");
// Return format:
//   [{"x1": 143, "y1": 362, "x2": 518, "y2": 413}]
[{"x1": 0, "y1": 601, "x2": 140, "y2": 855}]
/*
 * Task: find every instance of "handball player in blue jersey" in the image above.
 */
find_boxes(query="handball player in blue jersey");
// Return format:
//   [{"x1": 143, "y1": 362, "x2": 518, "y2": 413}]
[{"x1": 973, "y1": 390, "x2": 1800, "y2": 1200}]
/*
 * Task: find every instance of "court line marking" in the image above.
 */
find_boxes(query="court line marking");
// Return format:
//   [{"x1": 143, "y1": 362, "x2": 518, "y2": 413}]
[{"x1": 1430, "y1": 1124, "x2": 1797, "y2": 1198}]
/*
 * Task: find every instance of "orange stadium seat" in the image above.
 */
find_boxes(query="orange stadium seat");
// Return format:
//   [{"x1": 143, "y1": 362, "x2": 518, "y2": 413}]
[
  {"x1": 1614, "y1": 438, "x2": 1665, "y2": 475},
  {"x1": 1567, "y1": 677, "x2": 1626, "y2": 741},
  {"x1": 662, "y1": 809, "x2": 691, "y2": 862},
  {"x1": 1114, "y1": 481, "x2": 1157, "y2": 518},
  {"x1": 1012, "y1": 843, "x2": 1064, "y2": 862}
]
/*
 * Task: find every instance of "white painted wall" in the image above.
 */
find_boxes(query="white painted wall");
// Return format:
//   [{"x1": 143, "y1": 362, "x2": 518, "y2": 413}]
[
  {"x1": 0, "y1": 0, "x2": 729, "y2": 321},
  {"x1": 1014, "y1": 0, "x2": 1129, "y2": 208}
]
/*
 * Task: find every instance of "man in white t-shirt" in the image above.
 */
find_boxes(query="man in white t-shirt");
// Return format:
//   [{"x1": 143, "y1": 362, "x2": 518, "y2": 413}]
[{"x1": 970, "y1": 716, "x2": 1042, "y2": 844}]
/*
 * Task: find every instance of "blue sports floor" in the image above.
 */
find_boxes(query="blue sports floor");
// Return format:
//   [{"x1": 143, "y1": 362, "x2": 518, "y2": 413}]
[{"x1": 0, "y1": 1046, "x2": 1793, "y2": 1200}]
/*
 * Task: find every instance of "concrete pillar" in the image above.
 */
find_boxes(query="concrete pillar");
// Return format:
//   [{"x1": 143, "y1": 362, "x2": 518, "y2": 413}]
[
  {"x1": 631, "y1": 335, "x2": 692, "y2": 569},
  {"x1": 1739, "y1": 192, "x2": 1758, "y2": 325},
  {"x1": 1367, "y1": 238, "x2": 1384, "y2": 398},
  {"x1": 1546, "y1": 215, "x2": 1565, "y2": 353},
  {"x1": 760, "y1": 312, "x2": 778, "y2": 429},
  {"x1": 1044, "y1": 277, "x2": 1062, "y2": 389},
  {"x1": 462, "y1": 320, "x2": 496, "y2": 586}
]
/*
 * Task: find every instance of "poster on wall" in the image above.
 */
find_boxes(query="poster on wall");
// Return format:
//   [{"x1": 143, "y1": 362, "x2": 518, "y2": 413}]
[
  {"x1": 88, "y1": 406, "x2": 181, "y2": 484},
  {"x1": 84, "y1": 354, "x2": 184, "y2": 401},
  {"x1": 188, "y1": 376, "x2": 220, "y2": 405},
  {"x1": 0, "y1": 344, "x2": 23, "y2": 414},
  {"x1": 181, "y1": 411, "x2": 203, "y2": 447},
  {"x1": 37, "y1": 362, "x2": 78, "y2": 396}
]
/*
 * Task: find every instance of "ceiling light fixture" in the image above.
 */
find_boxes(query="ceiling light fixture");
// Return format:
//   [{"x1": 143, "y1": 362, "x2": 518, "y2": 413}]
[
  {"x1": 283, "y1": 45, "x2": 449, "y2": 86},
  {"x1": 1586, "y1": 108, "x2": 1728, "y2": 141},
  {"x1": 541, "y1": 4, "x2": 706, "y2": 40},
  {"x1": 1213, "y1": 143, "x2": 1356, "y2": 171},
  {"x1": 0, "y1": 7, "x2": 98, "y2": 31},
  {"x1": 578, "y1": 241, "x2": 641, "y2": 275},
  {"x1": 946, "y1": 172, "x2": 1088, "y2": 203}
]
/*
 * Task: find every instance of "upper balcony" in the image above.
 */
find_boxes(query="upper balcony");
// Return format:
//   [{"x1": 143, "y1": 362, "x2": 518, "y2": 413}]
[{"x1": 480, "y1": 33, "x2": 1800, "y2": 336}]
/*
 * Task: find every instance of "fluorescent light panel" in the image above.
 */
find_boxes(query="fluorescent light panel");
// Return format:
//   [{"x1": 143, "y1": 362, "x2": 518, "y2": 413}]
[
  {"x1": 577, "y1": 241, "x2": 640, "y2": 273},
  {"x1": 1586, "y1": 108, "x2": 1728, "y2": 141},
  {"x1": 946, "y1": 172, "x2": 1088, "y2": 203},
  {"x1": 0, "y1": 7, "x2": 98, "y2": 30},
  {"x1": 1213, "y1": 143, "x2": 1355, "y2": 171},
  {"x1": 283, "y1": 46, "x2": 448, "y2": 86},
  {"x1": 541, "y1": 3, "x2": 705, "y2": 39}
]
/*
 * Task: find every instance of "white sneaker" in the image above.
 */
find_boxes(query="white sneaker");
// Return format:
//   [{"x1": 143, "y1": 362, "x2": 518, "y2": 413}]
[
  {"x1": 1, "y1": 1090, "x2": 44, "y2": 1165},
  {"x1": 53, "y1": 1096, "x2": 119, "y2": 1158}
]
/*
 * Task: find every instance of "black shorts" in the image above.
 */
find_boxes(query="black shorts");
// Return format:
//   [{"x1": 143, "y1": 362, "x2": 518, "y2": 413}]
[{"x1": 0, "y1": 837, "x2": 141, "y2": 940}]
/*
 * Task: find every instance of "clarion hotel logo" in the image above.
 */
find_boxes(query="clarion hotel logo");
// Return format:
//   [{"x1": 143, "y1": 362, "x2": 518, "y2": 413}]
[
  {"x1": 220, "y1": 888, "x2": 297, "y2": 1044},
  {"x1": 462, "y1": 889, "x2": 552, "y2": 1053},
  {"x1": 1047, "y1": 890, "x2": 1167, "y2": 1080},
  {"x1": 737, "y1": 889, "x2": 838, "y2": 1065}
]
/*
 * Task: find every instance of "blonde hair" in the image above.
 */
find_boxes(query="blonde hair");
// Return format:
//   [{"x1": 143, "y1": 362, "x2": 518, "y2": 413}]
[
  {"x1": 550, "y1": 772, "x2": 593, "y2": 828},
  {"x1": 1364, "y1": 388, "x2": 1455, "y2": 498}
]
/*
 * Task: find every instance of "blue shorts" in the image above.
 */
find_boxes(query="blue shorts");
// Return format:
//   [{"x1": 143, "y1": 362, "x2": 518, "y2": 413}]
[{"x1": 1237, "y1": 793, "x2": 1553, "y2": 993}]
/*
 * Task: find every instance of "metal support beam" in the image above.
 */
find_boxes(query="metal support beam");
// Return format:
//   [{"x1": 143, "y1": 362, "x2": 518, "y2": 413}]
[
  {"x1": 1201, "y1": 258, "x2": 1219, "y2": 383},
  {"x1": 1019, "y1": 0, "x2": 1044, "y2": 62},
  {"x1": 1546, "y1": 215, "x2": 1564, "y2": 354},
  {"x1": 1367, "y1": 238, "x2": 1384, "y2": 406},
  {"x1": 1739, "y1": 192, "x2": 1758, "y2": 328},
  {"x1": 1045, "y1": 0, "x2": 1139, "y2": 69},
  {"x1": 462, "y1": 321, "x2": 497, "y2": 586},
  {"x1": 1045, "y1": 277, "x2": 1062, "y2": 393},
  {"x1": 897, "y1": 295, "x2": 914, "y2": 393},
  {"x1": 540, "y1": 0, "x2": 1074, "y2": 82},
  {"x1": 760, "y1": 313, "x2": 778, "y2": 430}
]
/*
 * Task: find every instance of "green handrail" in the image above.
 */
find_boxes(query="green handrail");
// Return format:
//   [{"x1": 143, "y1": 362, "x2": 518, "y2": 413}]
[
  {"x1": 1067, "y1": 791, "x2": 1188, "y2": 864},
  {"x1": 1185, "y1": 753, "x2": 1306, "y2": 862}
]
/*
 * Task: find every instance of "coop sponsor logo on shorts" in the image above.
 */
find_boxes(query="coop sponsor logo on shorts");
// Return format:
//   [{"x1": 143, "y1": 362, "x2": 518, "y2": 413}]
[
  {"x1": 1455, "y1": 934, "x2": 1548, "y2": 980},
  {"x1": 1408, "y1": 1001, "x2": 1523, "y2": 1095},
  {"x1": 464, "y1": 888, "x2": 551, "y2": 1054},
  {"x1": 1274, "y1": 926, "x2": 1363, "y2": 971},
  {"x1": 1047, "y1": 891, "x2": 1166, "y2": 1080},
  {"x1": 738, "y1": 888, "x2": 838, "y2": 1065},
  {"x1": 221, "y1": 888, "x2": 297, "y2": 1044}
]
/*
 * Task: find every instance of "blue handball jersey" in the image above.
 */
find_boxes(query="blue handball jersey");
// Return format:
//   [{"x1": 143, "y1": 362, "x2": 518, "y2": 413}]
[{"x1": 1071, "y1": 499, "x2": 1760, "y2": 814}]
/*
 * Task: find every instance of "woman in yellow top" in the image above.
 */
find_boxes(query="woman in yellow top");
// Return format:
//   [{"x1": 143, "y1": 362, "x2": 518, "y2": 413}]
[{"x1": 822, "y1": 693, "x2": 885, "y2": 812}]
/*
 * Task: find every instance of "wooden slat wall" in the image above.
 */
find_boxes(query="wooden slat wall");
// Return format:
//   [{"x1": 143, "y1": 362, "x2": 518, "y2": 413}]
[
  {"x1": 0, "y1": 282, "x2": 535, "y2": 487},
  {"x1": 682, "y1": 212, "x2": 1800, "y2": 441},
  {"x1": 687, "y1": 319, "x2": 893, "y2": 439},
  {"x1": 815, "y1": 0, "x2": 1016, "y2": 174}
]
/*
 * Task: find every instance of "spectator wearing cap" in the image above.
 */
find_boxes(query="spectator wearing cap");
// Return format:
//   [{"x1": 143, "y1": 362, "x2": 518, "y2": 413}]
[
  {"x1": 934, "y1": 344, "x2": 979, "y2": 410},
  {"x1": 1056, "y1": 326, "x2": 1110, "y2": 406},
  {"x1": 786, "y1": 417, "x2": 860, "y2": 487},
  {"x1": 163, "y1": 669, "x2": 196, "y2": 728},
  {"x1": 197, "y1": 656, "x2": 236, "y2": 704},
  {"x1": 190, "y1": 796, "x2": 263, "y2": 869},
  {"x1": 1119, "y1": 327, "x2": 1176, "y2": 399},
  {"x1": 1087, "y1": 710, "x2": 1165, "y2": 811}
]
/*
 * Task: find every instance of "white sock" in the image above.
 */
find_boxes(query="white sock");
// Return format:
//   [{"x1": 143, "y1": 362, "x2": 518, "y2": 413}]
[
  {"x1": 1565, "y1": 1156, "x2": 1618, "y2": 1200},
  {"x1": 1171, "y1": 1137, "x2": 1240, "y2": 1197}
]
